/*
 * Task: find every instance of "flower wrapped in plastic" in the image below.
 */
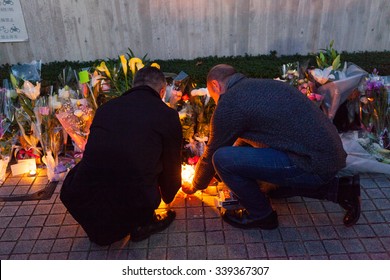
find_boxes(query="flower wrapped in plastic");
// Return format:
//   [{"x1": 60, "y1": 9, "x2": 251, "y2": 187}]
[
  {"x1": 359, "y1": 70, "x2": 390, "y2": 149},
  {"x1": 34, "y1": 93, "x2": 68, "y2": 181},
  {"x1": 0, "y1": 86, "x2": 19, "y2": 183},
  {"x1": 55, "y1": 96, "x2": 94, "y2": 153},
  {"x1": 190, "y1": 87, "x2": 216, "y2": 138}
]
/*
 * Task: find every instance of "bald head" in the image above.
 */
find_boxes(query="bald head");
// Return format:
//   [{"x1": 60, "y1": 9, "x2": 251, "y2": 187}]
[{"x1": 207, "y1": 64, "x2": 237, "y2": 84}]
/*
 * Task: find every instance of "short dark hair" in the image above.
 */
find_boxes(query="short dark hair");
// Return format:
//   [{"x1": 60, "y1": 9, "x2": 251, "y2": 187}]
[
  {"x1": 207, "y1": 64, "x2": 237, "y2": 84},
  {"x1": 133, "y1": 66, "x2": 166, "y2": 91}
]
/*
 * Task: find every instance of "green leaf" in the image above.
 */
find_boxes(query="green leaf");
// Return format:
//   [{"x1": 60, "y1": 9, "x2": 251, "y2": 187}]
[{"x1": 332, "y1": 54, "x2": 341, "y2": 70}]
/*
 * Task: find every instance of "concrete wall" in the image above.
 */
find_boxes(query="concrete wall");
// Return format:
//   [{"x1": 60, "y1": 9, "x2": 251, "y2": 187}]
[{"x1": 0, "y1": 0, "x2": 389, "y2": 64}]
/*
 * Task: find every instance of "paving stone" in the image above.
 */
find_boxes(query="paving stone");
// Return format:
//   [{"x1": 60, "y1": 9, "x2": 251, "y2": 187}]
[
  {"x1": 44, "y1": 214, "x2": 65, "y2": 226},
  {"x1": 371, "y1": 224, "x2": 390, "y2": 237},
  {"x1": 186, "y1": 196, "x2": 202, "y2": 207},
  {"x1": 57, "y1": 225, "x2": 78, "y2": 238},
  {"x1": 48, "y1": 252, "x2": 69, "y2": 260},
  {"x1": 9, "y1": 216, "x2": 29, "y2": 227},
  {"x1": 204, "y1": 218, "x2": 223, "y2": 231},
  {"x1": 15, "y1": 205, "x2": 36, "y2": 216},
  {"x1": 88, "y1": 250, "x2": 108, "y2": 260},
  {"x1": 27, "y1": 215, "x2": 47, "y2": 227},
  {"x1": 323, "y1": 239, "x2": 346, "y2": 255},
  {"x1": 149, "y1": 233, "x2": 168, "y2": 248},
  {"x1": 206, "y1": 231, "x2": 224, "y2": 245},
  {"x1": 316, "y1": 226, "x2": 338, "y2": 240},
  {"x1": 168, "y1": 219, "x2": 186, "y2": 232},
  {"x1": 365, "y1": 188, "x2": 386, "y2": 199},
  {"x1": 349, "y1": 253, "x2": 370, "y2": 260},
  {"x1": 187, "y1": 232, "x2": 206, "y2": 246},
  {"x1": 363, "y1": 211, "x2": 386, "y2": 223},
  {"x1": 0, "y1": 241, "x2": 15, "y2": 255},
  {"x1": 227, "y1": 243, "x2": 248, "y2": 259},
  {"x1": 224, "y1": 230, "x2": 244, "y2": 244},
  {"x1": 0, "y1": 205, "x2": 19, "y2": 216},
  {"x1": 246, "y1": 243, "x2": 267, "y2": 259},
  {"x1": 128, "y1": 248, "x2": 147, "y2": 260},
  {"x1": 305, "y1": 201, "x2": 326, "y2": 213},
  {"x1": 187, "y1": 207, "x2": 204, "y2": 219},
  {"x1": 304, "y1": 241, "x2": 326, "y2": 255},
  {"x1": 68, "y1": 251, "x2": 89, "y2": 260},
  {"x1": 9, "y1": 254, "x2": 29, "y2": 260},
  {"x1": 50, "y1": 204, "x2": 67, "y2": 214},
  {"x1": 167, "y1": 232, "x2": 186, "y2": 247},
  {"x1": 278, "y1": 215, "x2": 297, "y2": 227},
  {"x1": 13, "y1": 239, "x2": 36, "y2": 254},
  {"x1": 360, "y1": 238, "x2": 386, "y2": 253},
  {"x1": 51, "y1": 238, "x2": 73, "y2": 252},
  {"x1": 187, "y1": 246, "x2": 206, "y2": 259},
  {"x1": 167, "y1": 246, "x2": 187, "y2": 260},
  {"x1": 341, "y1": 239, "x2": 365, "y2": 253},
  {"x1": 373, "y1": 198, "x2": 390, "y2": 210},
  {"x1": 20, "y1": 227, "x2": 41, "y2": 240},
  {"x1": 329, "y1": 254, "x2": 349, "y2": 260},
  {"x1": 0, "y1": 217, "x2": 12, "y2": 228},
  {"x1": 71, "y1": 237, "x2": 91, "y2": 251},
  {"x1": 311, "y1": 213, "x2": 331, "y2": 226},
  {"x1": 293, "y1": 214, "x2": 314, "y2": 226},
  {"x1": 107, "y1": 249, "x2": 129, "y2": 260},
  {"x1": 289, "y1": 203, "x2": 308, "y2": 214},
  {"x1": 63, "y1": 213, "x2": 78, "y2": 225},
  {"x1": 265, "y1": 241, "x2": 287, "y2": 258},
  {"x1": 187, "y1": 218, "x2": 205, "y2": 232},
  {"x1": 370, "y1": 253, "x2": 390, "y2": 260},
  {"x1": 203, "y1": 206, "x2": 220, "y2": 218},
  {"x1": 380, "y1": 237, "x2": 390, "y2": 251},
  {"x1": 29, "y1": 254, "x2": 49, "y2": 260},
  {"x1": 261, "y1": 229, "x2": 282, "y2": 242},
  {"x1": 147, "y1": 247, "x2": 167, "y2": 260},
  {"x1": 280, "y1": 227, "x2": 301, "y2": 241},
  {"x1": 242, "y1": 229, "x2": 262, "y2": 243},
  {"x1": 207, "y1": 244, "x2": 227, "y2": 259},
  {"x1": 354, "y1": 225, "x2": 376, "y2": 238},
  {"x1": 39, "y1": 226, "x2": 59, "y2": 239},
  {"x1": 285, "y1": 241, "x2": 306, "y2": 257},
  {"x1": 32, "y1": 239, "x2": 55, "y2": 254},
  {"x1": 1, "y1": 227, "x2": 23, "y2": 241}
]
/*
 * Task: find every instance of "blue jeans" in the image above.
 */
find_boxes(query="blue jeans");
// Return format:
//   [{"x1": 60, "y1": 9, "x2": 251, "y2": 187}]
[{"x1": 212, "y1": 147, "x2": 339, "y2": 219}]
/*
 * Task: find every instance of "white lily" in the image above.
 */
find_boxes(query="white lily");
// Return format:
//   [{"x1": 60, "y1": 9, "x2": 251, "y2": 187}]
[
  {"x1": 311, "y1": 66, "x2": 335, "y2": 85},
  {"x1": 17, "y1": 81, "x2": 41, "y2": 100}
]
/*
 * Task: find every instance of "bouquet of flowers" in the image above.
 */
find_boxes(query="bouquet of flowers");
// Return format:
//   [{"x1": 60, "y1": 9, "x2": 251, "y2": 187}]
[
  {"x1": 55, "y1": 94, "x2": 94, "y2": 153},
  {"x1": 10, "y1": 61, "x2": 43, "y2": 163},
  {"x1": 0, "y1": 86, "x2": 19, "y2": 183},
  {"x1": 359, "y1": 70, "x2": 390, "y2": 149},
  {"x1": 94, "y1": 49, "x2": 160, "y2": 100}
]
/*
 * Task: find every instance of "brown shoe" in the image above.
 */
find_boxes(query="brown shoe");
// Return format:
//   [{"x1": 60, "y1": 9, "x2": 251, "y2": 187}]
[{"x1": 131, "y1": 210, "x2": 176, "y2": 242}]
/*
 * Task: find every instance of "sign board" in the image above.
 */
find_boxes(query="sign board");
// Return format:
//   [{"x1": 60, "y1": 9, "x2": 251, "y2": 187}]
[{"x1": 0, "y1": 0, "x2": 28, "y2": 42}]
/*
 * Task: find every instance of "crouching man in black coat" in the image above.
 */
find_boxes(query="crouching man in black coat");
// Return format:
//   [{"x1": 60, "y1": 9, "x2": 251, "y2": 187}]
[{"x1": 60, "y1": 67, "x2": 183, "y2": 246}]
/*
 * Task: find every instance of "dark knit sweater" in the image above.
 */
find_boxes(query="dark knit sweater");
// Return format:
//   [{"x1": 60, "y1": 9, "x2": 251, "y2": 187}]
[{"x1": 193, "y1": 74, "x2": 347, "y2": 190}]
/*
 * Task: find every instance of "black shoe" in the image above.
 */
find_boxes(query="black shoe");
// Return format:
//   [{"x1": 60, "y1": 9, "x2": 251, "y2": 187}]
[
  {"x1": 338, "y1": 174, "x2": 361, "y2": 227},
  {"x1": 130, "y1": 210, "x2": 176, "y2": 242},
  {"x1": 222, "y1": 209, "x2": 278, "y2": 230}
]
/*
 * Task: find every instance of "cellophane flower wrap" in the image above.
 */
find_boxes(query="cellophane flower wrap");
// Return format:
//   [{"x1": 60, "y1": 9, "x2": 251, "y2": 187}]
[
  {"x1": 34, "y1": 91, "x2": 67, "y2": 181},
  {"x1": 0, "y1": 86, "x2": 19, "y2": 183},
  {"x1": 10, "y1": 61, "x2": 43, "y2": 162},
  {"x1": 55, "y1": 94, "x2": 94, "y2": 153},
  {"x1": 359, "y1": 70, "x2": 390, "y2": 152}
]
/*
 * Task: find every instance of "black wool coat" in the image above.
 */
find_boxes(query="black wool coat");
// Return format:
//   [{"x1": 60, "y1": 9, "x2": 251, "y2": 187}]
[{"x1": 60, "y1": 85, "x2": 182, "y2": 245}]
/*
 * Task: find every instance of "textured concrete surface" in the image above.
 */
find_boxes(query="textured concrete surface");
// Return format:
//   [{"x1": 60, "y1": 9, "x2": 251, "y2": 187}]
[{"x1": 0, "y1": 170, "x2": 389, "y2": 260}]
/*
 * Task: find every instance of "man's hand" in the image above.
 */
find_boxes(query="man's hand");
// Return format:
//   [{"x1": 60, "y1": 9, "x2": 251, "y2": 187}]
[{"x1": 181, "y1": 182, "x2": 198, "y2": 195}]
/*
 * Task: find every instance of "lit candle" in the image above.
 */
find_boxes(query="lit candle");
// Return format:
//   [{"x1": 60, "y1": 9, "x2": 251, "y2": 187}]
[{"x1": 28, "y1": 170, "x2": 37, "y2": 176}]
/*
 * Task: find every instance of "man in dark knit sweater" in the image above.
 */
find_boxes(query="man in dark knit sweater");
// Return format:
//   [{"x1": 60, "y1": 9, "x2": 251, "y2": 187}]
[{"x1": 182, "y1": 64, "x2": 361, "y2": 229}]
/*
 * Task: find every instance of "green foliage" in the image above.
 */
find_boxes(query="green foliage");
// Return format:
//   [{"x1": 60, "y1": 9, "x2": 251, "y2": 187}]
[
  {"x1": 315, "y1": 40, "x2": 342, "y2": 70},
  {"x1": 1, "y1": 51, "x2": 390, "y2": 87}
]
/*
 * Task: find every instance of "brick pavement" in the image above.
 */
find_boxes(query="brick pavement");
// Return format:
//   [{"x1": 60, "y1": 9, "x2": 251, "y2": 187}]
[{"x1": 0, "y1": 170, "x2": 389, "y2": 260}]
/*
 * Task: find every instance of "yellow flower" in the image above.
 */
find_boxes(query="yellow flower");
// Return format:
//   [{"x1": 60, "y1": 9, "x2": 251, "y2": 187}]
[
  {"x1": 150, "y1": 62, "x2": 160, "y2": 69},
  {"x1": 96, "y1": 61, "x2": 111, "y2": 79},
  {"x1": 129, "y1": 57, "x2": 143, "y2": 77},
  {"x1": 120, "y1": 55, "x2": 128, "y2": 77}
]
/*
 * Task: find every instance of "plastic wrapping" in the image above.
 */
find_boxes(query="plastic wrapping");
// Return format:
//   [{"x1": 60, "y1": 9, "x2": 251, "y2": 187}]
[{"x1": 315, "y1": 63, "x2": 367, "y2": 120}]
